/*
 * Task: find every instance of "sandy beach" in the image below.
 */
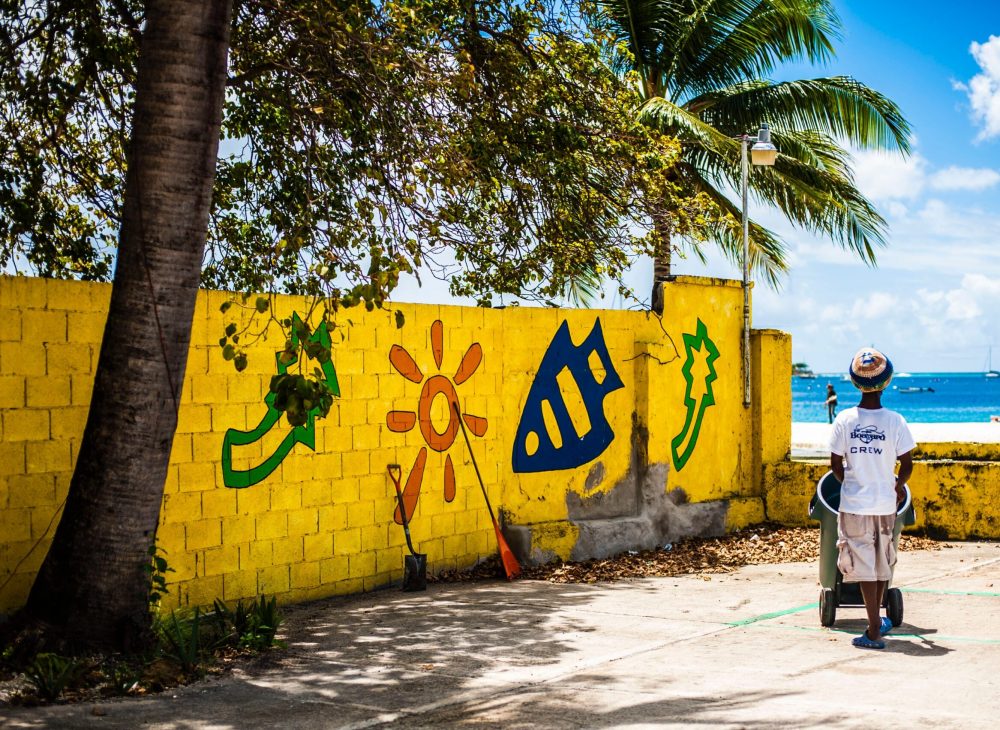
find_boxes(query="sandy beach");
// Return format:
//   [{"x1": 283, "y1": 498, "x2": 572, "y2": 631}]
[{"x1": 792, "y1": 421, "x2": 1000, "y2": 453}]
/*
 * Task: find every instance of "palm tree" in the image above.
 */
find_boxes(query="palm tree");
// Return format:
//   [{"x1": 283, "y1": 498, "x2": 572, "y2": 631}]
[
  {"x1": 25, "y1": 0, "x2": 233, "y2": 649},
  {"x1": 595, "y1": 0, "x2": 910, "y2": 313}
]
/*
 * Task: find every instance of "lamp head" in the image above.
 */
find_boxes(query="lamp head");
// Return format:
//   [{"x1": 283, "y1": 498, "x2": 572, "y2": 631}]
[{"x1": 750, "y1": 123, "x2": 777, "y2": 166}]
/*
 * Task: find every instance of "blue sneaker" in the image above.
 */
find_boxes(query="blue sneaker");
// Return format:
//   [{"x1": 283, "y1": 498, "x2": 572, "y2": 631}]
[{"x1": 880, "y1": 616, "x2": 893, "y2": 636}]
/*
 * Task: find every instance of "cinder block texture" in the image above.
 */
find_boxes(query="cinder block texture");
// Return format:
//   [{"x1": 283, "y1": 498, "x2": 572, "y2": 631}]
[{"x1": 0, "y1": 274, "x2": 809, "y2": 616}]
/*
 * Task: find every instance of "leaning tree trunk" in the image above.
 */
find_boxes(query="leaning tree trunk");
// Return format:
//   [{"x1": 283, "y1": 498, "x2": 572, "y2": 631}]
[
  {"x1": 25, "y1": 0, "x2": 233, "y2": 650},
  {"x1": 650, "y1": 216, "x2": 672, "y2": 316}
]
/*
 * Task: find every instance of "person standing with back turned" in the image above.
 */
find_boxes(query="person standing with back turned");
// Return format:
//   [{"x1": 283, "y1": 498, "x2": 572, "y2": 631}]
[{"x1": 829, "y1": 348, "x2": 915, "y2": 649}]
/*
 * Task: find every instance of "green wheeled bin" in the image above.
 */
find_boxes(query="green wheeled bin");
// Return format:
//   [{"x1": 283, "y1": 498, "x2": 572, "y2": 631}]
[{"x1": 808, "y1": 470, "x2": 916, "y2": 628}]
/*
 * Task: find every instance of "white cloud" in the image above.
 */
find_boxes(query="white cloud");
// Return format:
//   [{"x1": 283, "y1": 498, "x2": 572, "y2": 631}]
[
  {"x1": 963, "y1": 272, "x2": 1000, "y2": 298},
  {"x1": 956, "y1": 35, "x2": 1000, "y2": 141},
  {"x1": 851, "y1": 150, "x2": 926, "y2": 201},
  {"x1": 849, "y1": 292, "x2": 898, "y2": 320},
  {"x1": 883, "y1": 201, "x2": 911, "y2": 218},
  {"x1": 929, "y1": 165, "x2": 1000, "y2": 190},
  {"x1": 848, "y1": 150, "x2": 998, "y2": 228},
  {"x1": 917, "y1": 288, "x2": 980, "y2": 320}
]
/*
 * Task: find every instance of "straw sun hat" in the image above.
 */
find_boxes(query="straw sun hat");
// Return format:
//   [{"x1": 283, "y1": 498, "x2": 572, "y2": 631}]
[{"x1": 849, "y1": 347, "x2": 894, "y2": 392}]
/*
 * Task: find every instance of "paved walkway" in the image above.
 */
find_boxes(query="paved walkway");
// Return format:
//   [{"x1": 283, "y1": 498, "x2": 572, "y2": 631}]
[{"x1": 3, "y1": 542, "x2": 1000, "y2": 729}]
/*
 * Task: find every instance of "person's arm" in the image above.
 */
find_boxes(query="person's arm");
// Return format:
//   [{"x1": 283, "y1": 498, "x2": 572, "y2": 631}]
[
  {"x1": 831, "y1": 453, "x2": 845, "y2": 483},
  {"x1": 829, "y1": 415, "x2": 845, "y2": 481},
  {"x1": 896, "y1": 450, "x2": 913, "y2": 506}
]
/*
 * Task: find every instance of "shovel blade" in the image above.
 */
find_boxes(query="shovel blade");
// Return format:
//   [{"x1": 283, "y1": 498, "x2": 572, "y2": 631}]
[{"x1": 402, "y1": 553, "x2": 427, "y2": 592}]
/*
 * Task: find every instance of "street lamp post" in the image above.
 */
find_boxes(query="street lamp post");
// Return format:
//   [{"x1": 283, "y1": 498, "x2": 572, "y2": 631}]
[{"x1": 740, "y1": 123, "x2": 777, "y2": 409}]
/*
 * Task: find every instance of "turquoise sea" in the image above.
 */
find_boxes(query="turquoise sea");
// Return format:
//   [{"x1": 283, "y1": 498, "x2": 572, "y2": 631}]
[{"x1": 792, "y1": 372, "x2": 1000, "y2": 423}]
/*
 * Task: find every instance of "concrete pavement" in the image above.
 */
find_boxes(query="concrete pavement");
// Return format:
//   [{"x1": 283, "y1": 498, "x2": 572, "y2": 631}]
[{"x1": 3, "y1": 541, "x2": 999, "y2": 729}]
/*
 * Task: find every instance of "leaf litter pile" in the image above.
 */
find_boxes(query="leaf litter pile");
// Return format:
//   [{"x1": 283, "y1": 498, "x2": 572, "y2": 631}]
[{"x1": 430, "y1": 523, "x2": 944, "y2": 585}]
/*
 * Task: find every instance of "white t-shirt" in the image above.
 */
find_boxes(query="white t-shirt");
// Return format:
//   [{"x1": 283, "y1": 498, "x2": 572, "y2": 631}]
[{"x1": 829, "y1": 406, "x2": 916, "y2": 515}]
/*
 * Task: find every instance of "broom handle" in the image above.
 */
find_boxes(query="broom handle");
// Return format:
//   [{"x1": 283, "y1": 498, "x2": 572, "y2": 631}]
[{"x1": 453, "y1": 402, "x2": 499, "y2": 526}]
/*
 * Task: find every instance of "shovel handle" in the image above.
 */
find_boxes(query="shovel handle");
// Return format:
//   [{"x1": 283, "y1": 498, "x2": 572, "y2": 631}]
[{"x1": 387, "y1": 464, "x2": 418, "y2": 556}]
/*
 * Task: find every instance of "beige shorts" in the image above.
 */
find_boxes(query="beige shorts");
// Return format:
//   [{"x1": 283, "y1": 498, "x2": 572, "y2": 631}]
[{"x1": 837, "y1": 512, "x2": 897, "y2": 582}]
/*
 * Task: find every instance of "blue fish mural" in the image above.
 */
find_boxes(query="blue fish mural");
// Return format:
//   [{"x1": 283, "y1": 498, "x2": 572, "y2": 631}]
[{"x1": 512, "y1": 319, "x2": 624, "y2": 472}]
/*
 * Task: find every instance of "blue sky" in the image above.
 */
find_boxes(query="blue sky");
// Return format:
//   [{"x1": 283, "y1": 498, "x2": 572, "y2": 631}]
[
  {"x1": 745, "y1": 0, "x2": 1000, "y2": 374},
  {"x1": 396, "y1": 0, "x2": 1000, "y2": 374}
]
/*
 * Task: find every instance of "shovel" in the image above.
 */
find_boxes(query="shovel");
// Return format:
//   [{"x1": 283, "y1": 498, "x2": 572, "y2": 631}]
[{"x1": 387, "y1": 464, "x2": 427, "y2": 591}]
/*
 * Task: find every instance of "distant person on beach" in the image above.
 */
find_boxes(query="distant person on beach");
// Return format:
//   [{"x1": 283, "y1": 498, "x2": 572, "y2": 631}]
[
  {"x1": 825, "y1": 383, "x2": 838, "y2": 423},
  {"x1": 829, "y1": 347, "x2": 915, "y2": 650}
]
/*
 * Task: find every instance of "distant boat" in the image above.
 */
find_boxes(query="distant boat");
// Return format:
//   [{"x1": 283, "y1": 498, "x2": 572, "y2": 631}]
[
  {"x1": 898, "y1": 386, "x2": 934, "y2": 394},
  {"x1": 895, "y1": 372, "x2": 912, "y2": 378},
  {"x1": 986, "y1": 347, "x2": 1000, "y2": 378}
]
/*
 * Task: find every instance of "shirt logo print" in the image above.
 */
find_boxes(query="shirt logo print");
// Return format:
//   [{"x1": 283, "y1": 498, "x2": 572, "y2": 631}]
[{"x1": 850, "y1": 425, "x2": 886, "y2": 444}]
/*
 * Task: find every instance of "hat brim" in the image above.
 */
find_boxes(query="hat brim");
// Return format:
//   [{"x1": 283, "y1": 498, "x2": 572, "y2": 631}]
[{"x1": 851, "y1": 375, "x2": 892, "y2": 392}]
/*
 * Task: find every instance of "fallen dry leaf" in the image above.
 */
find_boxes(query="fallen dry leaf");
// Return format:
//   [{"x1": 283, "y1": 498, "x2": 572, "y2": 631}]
[{"x1": 432, "y1": 524, "x2": 945, "y2": 585}]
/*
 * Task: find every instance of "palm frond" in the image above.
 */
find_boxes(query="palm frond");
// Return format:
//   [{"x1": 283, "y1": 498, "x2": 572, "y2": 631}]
[
  {"x1": 673, "y1": 0, "x2": 840, "y2": 99},
  {"x1": 596, "y1": 0, "x2": 682, "y2": 91},
  {"x1": 674, "y1": 161, "x2": 788, "y2": 285},
  {"x1": 592, "y1": 0, "x2": 909, "y2": 287},
  {"x1": 694, "y1": 77, "x2": 911, "y2": 151},
  {"x1": 760, "y1": 153, "x2": 886, "y2": 263},
  {"x1": 765, "y1": 128, "x2": 853, "y2": 177},
  {"x1": 561, "y1": 266, "x2": 604, "y2": 307},
  {"x1": 639, "y1": 95, "x2": 740, "y2": 158}
]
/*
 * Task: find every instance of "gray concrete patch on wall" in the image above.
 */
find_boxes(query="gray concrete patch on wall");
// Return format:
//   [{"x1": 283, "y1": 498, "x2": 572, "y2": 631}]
[
  {"x1": 506, "y1": 410, "x2": 729, "y2": 566},
  {"x1": 568, "y1": 462, "x2": 727, "y2": 561}
]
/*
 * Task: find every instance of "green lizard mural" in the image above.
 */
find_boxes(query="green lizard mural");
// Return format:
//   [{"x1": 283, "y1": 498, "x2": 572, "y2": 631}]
[
  {"x1": 670, "y1": 319, "x2": 720, "y2": 471},
  {"x1": 221, "y1": 313, "x2": 340, "y2": 488}
]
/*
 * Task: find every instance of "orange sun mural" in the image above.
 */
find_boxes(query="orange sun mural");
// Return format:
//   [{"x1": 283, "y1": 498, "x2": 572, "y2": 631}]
[{"x1": 386, "y1": 320, "x2": 488, "y2": 524}]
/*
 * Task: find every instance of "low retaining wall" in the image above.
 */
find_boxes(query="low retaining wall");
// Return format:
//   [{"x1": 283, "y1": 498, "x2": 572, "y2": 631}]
[{"x1": 764, "y1": 455, "x2": 1000, "y2": 539}]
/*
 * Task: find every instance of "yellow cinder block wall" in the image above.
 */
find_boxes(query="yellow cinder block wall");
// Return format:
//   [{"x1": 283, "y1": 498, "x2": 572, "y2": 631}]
[
  {"x1": 764, "y1": 459, "x2": 1000, "y2": 539},
  {"x1": 0, "y1": 274, "x2": 789, "y2": 614}
]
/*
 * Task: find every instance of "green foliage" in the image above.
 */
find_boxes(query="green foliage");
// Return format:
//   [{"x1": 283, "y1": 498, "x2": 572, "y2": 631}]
[
  {"x1": 215, "y1": 305, "x2": 341, "y2": 425},
  {"x1": 155, "y1": 609, "x2": 205, "y2": 675},
  {"x1": 100, "y1": 657, "x2": 144, "y2": 696},
  {"x1": 595, "y1": 0, "x2": 911, "y2": 283},
  {"x1": 0, "y1": 625, "x2": 44, "y2": 673},
  {"x1": 143, "y1": 543, "x2": 175, "y2": 611},
  {"x1": 3, "y1": 0, "x2": 710, "y2": 313},
  {"x1": 561, "y1": 266, "x2": 604, "y2": 308},
  {"x1": 23, "y1": 653, "x2": 88, "y2": 701},
  {"x1": 211, "y1": 595, "x2": 285, "y2": 651},
  {"x1": 269, "y1": 372, "x2": 335, "y2": 427},
  {"x1": 0, "y1": 0, "x2": 138, "y2": 279}
]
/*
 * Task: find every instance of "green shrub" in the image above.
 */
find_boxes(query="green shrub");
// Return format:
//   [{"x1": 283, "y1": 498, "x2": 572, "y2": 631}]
[
  {"x1": 23, "y1": 653, "x2": 87, "y2": 701},
  {"x1": 155, "y1": 609, "x2": 205, "y2": 675},
  {"x1": 245, "y1": 595, "x2": 284, "y2": 650},
  {"x1": 210, "y1": 595, "x2": 285, "y2": 651},
  {"x1": 101, "y1": 658, "x2": 144, "y2": 696}
]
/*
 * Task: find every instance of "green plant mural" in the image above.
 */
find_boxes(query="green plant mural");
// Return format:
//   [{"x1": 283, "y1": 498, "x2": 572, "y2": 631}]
[
  {"x1": 670, "y1": 319, "x2": 720, "y2": 471},
  {"x1": 221, "y1": 314, "x2": 340, "y2": 488}
]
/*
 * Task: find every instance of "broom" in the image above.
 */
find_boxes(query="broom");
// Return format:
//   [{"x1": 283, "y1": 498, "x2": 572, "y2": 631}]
[{"x1": 453, "y1": 402, "x2": 521, "y2": 580}]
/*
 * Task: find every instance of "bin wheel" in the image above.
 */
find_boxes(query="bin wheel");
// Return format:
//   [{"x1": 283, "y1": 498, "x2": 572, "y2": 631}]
[
  {"x1": 887, "y1": 587, "x2": 903, "y2": 627},
  {"x1": 820, "y1": 588, "x2": 837, "y2": 627}
]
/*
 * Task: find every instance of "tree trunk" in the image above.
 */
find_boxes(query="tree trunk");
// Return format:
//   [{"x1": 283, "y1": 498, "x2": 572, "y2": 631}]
[
  {"x1": 25, "y1": 0, "x2": 233, "y2": 650},
  {"x1": 650, "y1": 217, "x2": 672, "y2": 316}
]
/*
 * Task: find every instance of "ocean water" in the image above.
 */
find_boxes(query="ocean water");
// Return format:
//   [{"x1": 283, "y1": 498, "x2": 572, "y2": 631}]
[{"x1": 792, "y1": 372, "x2": 1000, "y2": 423}]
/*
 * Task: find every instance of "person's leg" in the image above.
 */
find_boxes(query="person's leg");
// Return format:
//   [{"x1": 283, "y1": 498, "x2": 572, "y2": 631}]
[
  {"x1": 871, "y1": 514, "x2": 895, "y2": 635},
  {"x1": 859, "y1": 581, "x2": 883, "y2": 640}
]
